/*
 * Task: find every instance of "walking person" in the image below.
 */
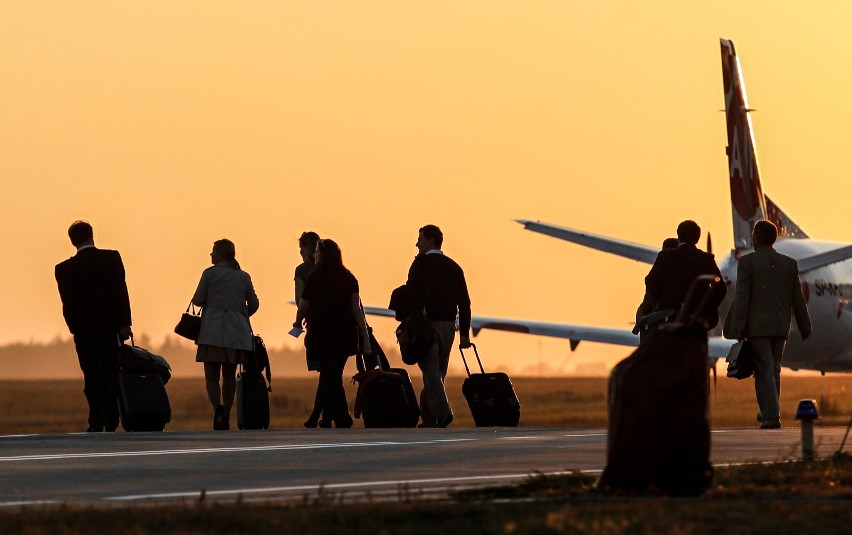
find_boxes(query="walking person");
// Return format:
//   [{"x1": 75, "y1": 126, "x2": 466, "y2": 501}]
[
  {"x1": 633, "y1": 237, "x2": 679, "y2": 341},
  {"x1": 294, "y1": 231, "x2": 326, "y2": 428},
  {"x1": 192, "y1": 239, "x2": 260, "y2": 430},
  {"x1": 294, "y1": 239, "x2": 370, "y2": 428},
  {"x1": 55, "y1": 221, "x2": 133, "y2": 432},
  {"x1": 643, "y1": 220, "x2": 726, "y2": 333},
  {"x1": 406, "y1": 224, "x2": 472, "y2": 428},
  {"x1": 724, "y1": 220, "x2": 812, "y2": 429}
]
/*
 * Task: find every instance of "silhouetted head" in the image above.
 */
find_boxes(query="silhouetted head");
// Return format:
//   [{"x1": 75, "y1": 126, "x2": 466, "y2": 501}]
[
  {"x1": 212, "y1": 239, "x2": 240, "y2": 269},
  {"x1": 752, "y1": 220, "x2": 778, "y2": 248},
  {"x1": 299, "y1": 231, "x2": 321, "y2": 264},
  {"x1": 314, "y1": 239, "x2": 344, "y2": 272},
  {"x1": 68, "y1": 221, "x2": 94, "y2": 248},
  {"x1": 676, "y1": 220, "x2": 701, "y2": 245},
  {"x1": 662, "y1": 237, "x2": 679, "y2": 250},
  {"x1": 417, "y1": 224, "x2": 443, "y2": 254}
]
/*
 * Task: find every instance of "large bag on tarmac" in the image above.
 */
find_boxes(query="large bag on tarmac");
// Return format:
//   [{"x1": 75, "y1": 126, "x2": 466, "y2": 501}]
[
  {"x1": 116, "y1": 372, "x2": 172, "y2": 432},
  {"x1": 597, "y1": 275, "x2": 722, "y2": 497},
  {"x1": 236, "y1": 335, "x2": 271, "y2": 430},
  {"x1": 353, "y1": 339, "x2": 420, "y2": 428},
  {"x1": 460, "y1": 344, "x2": 521, "y2": 427},
  {"x1": 116, "y1": 337, "x2": 172, "y2": 432}
]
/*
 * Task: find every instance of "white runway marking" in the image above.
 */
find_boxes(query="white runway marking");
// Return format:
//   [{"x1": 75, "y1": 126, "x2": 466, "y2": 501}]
[
  {"x1": 0, "y1": 500, "x2": 62, "y2": 508},
  {"x1": 0, "y1": 438, "x2": 475, "y2": 463}
]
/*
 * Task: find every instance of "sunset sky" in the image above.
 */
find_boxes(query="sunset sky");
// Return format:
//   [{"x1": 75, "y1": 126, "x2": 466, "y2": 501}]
[{"x1": 3, "y1": 3, "x2": 852, "y2": 375}]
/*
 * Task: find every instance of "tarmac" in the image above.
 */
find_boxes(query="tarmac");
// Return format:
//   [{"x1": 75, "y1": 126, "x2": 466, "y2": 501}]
[{"x1": 1, "y1": 425, "x2": 849, "y2": 506}]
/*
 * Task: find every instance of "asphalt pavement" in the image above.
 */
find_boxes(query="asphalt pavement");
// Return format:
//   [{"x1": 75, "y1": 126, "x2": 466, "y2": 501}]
[{"x1": 0, "y1": 426, "x2": 848, "y2": 506}]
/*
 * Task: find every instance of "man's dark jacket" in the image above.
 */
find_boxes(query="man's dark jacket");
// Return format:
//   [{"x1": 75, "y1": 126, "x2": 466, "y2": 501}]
[
  {"x1": 55, "y1": 247, "x2": 132, "y2": 335},
  {"x1": 644, "y1": 243, "x2": 726, "y2": 326},
  {"x1": 406, "y1": 252, "x2": 471, "y2": 338}
]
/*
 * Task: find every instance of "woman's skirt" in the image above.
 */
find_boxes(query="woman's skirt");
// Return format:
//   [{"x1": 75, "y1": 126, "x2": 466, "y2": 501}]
[{"x1": 196, "y1": 344, "x2": 245, "y2": 365}]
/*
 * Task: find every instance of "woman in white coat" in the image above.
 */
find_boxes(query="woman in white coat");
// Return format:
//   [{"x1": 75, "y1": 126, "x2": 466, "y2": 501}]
[{"x1": 192, "y1": 239, "x2": 260, "y2": 430}]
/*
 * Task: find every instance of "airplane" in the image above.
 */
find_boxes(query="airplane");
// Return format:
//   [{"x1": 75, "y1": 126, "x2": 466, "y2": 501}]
[{"x1": 366, "y1": 39, "x2": 852, "y2": 374}]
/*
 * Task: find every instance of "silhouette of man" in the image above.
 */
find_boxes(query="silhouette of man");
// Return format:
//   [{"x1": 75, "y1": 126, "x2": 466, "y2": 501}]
[
  {"x1": 644, "y1": 220, "x2": 726, "y2": 331},
  {"x1": 406, "y1": 224, "x2": 471, "y2": 428},
  {"x1": 55, "y1": 221, "x2": 132, "y2": 432},
  {"x1": 724, "y1": 220, "x2": 811, "y2": 429},
  {"x1": 634, "y1": 237, "x2": 679, "y2": 339}
]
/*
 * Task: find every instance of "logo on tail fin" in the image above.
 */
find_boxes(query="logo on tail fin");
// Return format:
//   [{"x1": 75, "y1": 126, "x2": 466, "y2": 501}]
[{"x1": 721, "y1": 39, "x2": 767, "y2": 250}]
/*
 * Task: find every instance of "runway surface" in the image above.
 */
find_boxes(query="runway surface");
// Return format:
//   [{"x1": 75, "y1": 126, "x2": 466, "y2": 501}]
[{"x1": 0, "y1": 426, "x2": 848, "y2": 506}]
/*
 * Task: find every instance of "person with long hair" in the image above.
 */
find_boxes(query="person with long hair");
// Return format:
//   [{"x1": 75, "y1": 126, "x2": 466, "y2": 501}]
[
  {"x1": 192, "y1": 239, "x2": 259, "y2": 430},
  {"x1": 294, "y1": 231, "x2": 325, "y2": 427},
  {"x1": 294, "y1": 239, "x2": 370, "y2": 428}
]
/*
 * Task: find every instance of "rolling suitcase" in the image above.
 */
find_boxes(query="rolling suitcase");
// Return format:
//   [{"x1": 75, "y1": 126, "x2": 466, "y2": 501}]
[
  {"x1": 236, "y1": 335, "x2": 271, "y2": 430},
  {"x1": 460, "y1": 344, "x2": 521, "y2": 427},
  {"x1": 116, "y1": 372, "x2": 171, "y2": 432},
  {"x1": 353, "y1": 345, "x2": 420, "y2": 428},
  {"x1": 597, "y1": 275, "x2": 721, "y2": 497}
]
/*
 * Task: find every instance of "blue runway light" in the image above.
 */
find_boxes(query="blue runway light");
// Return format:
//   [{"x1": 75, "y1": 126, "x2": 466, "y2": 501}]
[{"x1": 795, "y1": 399, "x2": 820, "y2": 421}]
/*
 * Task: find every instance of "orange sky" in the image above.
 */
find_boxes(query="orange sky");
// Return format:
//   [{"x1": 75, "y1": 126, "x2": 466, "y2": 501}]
[{"x1": 3, "y1": 3, "x2": 852, "y2": 375}]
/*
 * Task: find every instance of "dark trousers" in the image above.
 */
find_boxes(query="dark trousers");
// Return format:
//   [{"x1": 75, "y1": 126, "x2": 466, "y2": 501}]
[
  {"x1": 74, "y1": 332, "x2": 120, "y2": 431},
  {"x1": 318, "y1": 355, "x2": 352, "y2": 427},
  {"x1": 308, "y1": 373, "x2": 325, "y2": 422}
]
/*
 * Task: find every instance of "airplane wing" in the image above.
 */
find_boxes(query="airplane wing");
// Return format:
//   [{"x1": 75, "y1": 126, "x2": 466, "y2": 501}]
[
  {"x1": 794, "y1": 245, "x2": 852, "y2": 273},
  {"x1": 363, "y1": 306, "x2": 736, "y2": 358},
  {"x1": 515, "y1": 220, "x2": 660, "y2": 264}
]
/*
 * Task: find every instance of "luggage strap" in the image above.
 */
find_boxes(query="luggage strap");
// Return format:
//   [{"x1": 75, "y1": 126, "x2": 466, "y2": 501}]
[{"x1": 459, "y1": 343, "x2": 485, "y2": 377}]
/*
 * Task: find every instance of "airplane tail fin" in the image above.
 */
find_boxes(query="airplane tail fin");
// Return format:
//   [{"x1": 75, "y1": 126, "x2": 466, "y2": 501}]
[
  {"x1": 720, "y1": 38, "x2": 767, "y2": 252},
  {"x1": 721, "y1": 39, "x2": 808, "y2": 250}
]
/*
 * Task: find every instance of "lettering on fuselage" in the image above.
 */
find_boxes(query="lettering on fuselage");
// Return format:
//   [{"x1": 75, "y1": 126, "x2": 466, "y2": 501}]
[{"x1": 813, "y1": 279, "x2": 852, "y2": 298}]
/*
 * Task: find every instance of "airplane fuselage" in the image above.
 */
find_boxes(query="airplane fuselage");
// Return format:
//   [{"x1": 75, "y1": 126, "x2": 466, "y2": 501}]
[{"x1": 717, "y1": 238, "x2": 852, "y2": 372}]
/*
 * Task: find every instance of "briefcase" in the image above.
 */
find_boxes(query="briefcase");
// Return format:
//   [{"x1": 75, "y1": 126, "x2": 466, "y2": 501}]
[{"x1": 726, "y1": 340, "x2": 754, "y2": 380}]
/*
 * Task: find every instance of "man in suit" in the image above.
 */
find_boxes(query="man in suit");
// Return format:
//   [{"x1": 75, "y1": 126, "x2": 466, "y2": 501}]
[
  {"x1": 633, "y1": 237, "x2": 679, "y2": 341},
  {"x1": 643, "y1": 220, "x2": 726, "y2": 333},
  {"x1": 55, "y1": 221, "x2": 132, "y2": 432},
  {"x1": 725, "y1": 220, "x2": 811, "y2": 429},
  {"x1": 406, "y1": 224, "x2": 472, "y2": 428}
]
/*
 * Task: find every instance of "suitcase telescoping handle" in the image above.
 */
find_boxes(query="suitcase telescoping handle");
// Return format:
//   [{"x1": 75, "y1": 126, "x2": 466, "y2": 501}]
[
  {"x1": 677, "y1": 274, "x2": 724, "y2": 327},
  {"x1": 459, "y1": 343, "x2": 485, "y2": 377}
]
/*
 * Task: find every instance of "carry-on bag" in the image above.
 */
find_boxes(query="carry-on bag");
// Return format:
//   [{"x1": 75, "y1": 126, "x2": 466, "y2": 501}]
[
  {"x1": 597, "y1": 275, "x2": 720, "y2": 497},
  {"x1": 116, "y1": 336, "x2": 172, "y2": 431},
  {"x1": 236, "y1": 335, "x2": 270, "y2": 430},
  {"x1": 353, "y1": 342, "x2": 420, "y2": 428},
  {"x1": 116, "y1": 372, "x2": 171, "y2": 432},
  {"x1": 460, "y1": 344, "x2": 521, "y2": 427},
  {"x1": 118, "y1": 336, "x2": 172, "y2": 385}
]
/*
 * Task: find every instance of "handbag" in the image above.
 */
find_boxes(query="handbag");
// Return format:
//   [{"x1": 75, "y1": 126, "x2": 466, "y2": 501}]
[
  {"x1": 725, "y1": 340, "x2": 754, "y2": 379},
  {"x1": 174, "y1": 302, "x2": 202, "y2": 341},
  {"x1": 395, "y1": 310, "x2": 436, "y2": 365}
]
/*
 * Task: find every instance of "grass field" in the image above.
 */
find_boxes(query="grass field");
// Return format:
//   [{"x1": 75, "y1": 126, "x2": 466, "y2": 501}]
[{"x1": 1, "y1": 374, "x2": 850, "y2": 434}]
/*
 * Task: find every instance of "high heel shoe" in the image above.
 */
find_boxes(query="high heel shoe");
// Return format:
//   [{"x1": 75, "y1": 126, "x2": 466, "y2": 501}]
[
  {"x1": 304, "y1": 416, "x2": 319, "y2": 428},
  {"x1": 213, "y1": 405, "x2": 226, "y2": 431}
]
